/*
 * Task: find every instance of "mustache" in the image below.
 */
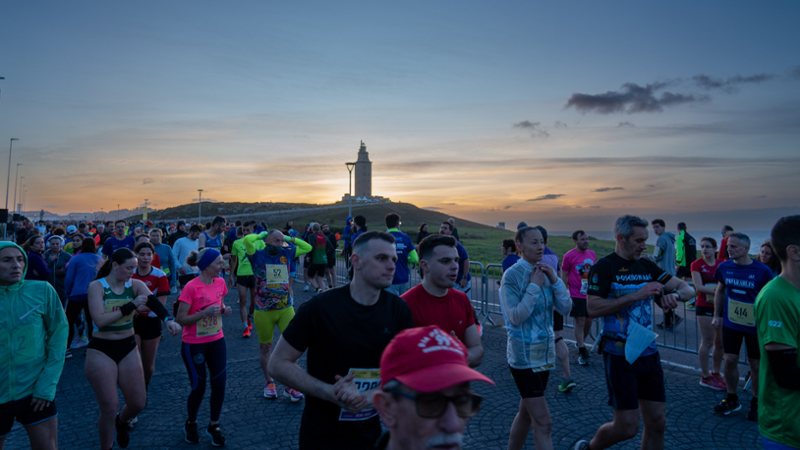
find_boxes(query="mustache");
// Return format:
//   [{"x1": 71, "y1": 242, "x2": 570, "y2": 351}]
[{"x1": 426, "y1": 432, "x2": 463, "y2": 448}]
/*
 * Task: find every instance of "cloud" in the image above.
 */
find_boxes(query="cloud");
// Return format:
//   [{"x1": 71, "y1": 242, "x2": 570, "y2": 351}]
[
  {"x1": 618, "y1": 121, "x2": 636, "y2": 127},
  {"x1": 790, "y1": 66, "x2": 800, "y2": 79},
  {"x1": 143, "y1": 178, "x2": 155, "y2": 185},
  {"x1": 503, "y1": 205, "x2": 512, "y2": 210},
  {"x1": 646, "y1": 184, "x2": 658, "y2": 188},
  {"x1": 692, "y1": 73, "x2": 775, "y2": 93},
  {"x1": 423, "y1": 206, "x2": 443, "y2": 211},
  {"x1": 590, "y1": 206, "x2": 602, "y2": 209},
  {"x1": 554, "y1": 121, "x2": 568, "y2": 129},
  {"x1": 594, "y1": 187, "x2": 624, "y2": 192},
  {"x1": 574, "y1": 206, "x2": 583, "y2": 209},
  {"x1": 566, "y1": 81, "x2": 708, "y2": 114},
  {"x1": 443, "y1": 202, "x2": 458, "y2": 205},
  {"x1": 513, "y1": 120, "x2": 549, "y2": 137},
  {"x1": 527, "y1": 194, "x2": 565, "y2": 202}
]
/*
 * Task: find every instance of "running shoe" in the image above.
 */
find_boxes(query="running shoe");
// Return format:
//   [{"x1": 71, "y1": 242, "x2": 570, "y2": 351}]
[
  {"x1": 115, "y1": 414, "x2": 130, "y2": 448},
  {"x1": 714, "y1": 397, "x2": 741, "y2": 415},
  {"x1": 285, "y1": 387, "x2": 305, "y2": 402},
  {"x1": 666, "y1": 315, "x2": 684, "y2": 331},
  {"x1": 578, "y1": 347, "x2": 590, "y2": 366},
  {"x1": 242, "y1": 327, "x2": 250, "y2": 338},
  {"x1": 303, "y1": 284, "x2": 309, "y2": 292},
  {"x1": 747, "y1": 399, "x2": 758, "y2": 422},
  {"x1": 558, "y1": 378, "x2": 576, "y2": 393},
  {"x1": 206, "y1": 424, "x2": 226, "y2": 447},
  {"x1": 744, "y1": 371, "x2": 752, "y2": 391},
  {"x1": 264, "y1": 382, "x2": 277, "y2": 399},
  {"x1": 700, "y1": 376, "x2": 725, "y2": 391},
  {"x1": 712, "y1": 372, "x2": 728, "y2": 390},
  {"x1": 573, "y1": 440, "x2": 590, "y2": 450},
  {"x1": 247, "y1": 318, "x2": 252, "y2": 330},
  {"x1": 70, "y1": 334, "x2": 89, "y2": 349},
  {"x1": 184, "y1": 420, "x2": 199, "y2": 444},
  {"x1": 126, "y1": 415, "x2": 138, "y2": 430},
  {"x1": 685, "y1": 299, "x2": 696, "y2": 311},
  {"x1": 65, "y1": 349, "x2": 73, "y2": 359}
]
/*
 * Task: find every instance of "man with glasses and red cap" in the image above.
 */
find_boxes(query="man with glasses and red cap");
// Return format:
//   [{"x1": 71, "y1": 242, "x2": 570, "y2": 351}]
[{"x1": 372, "y1": 325, "x2": 494, "y2": 450}]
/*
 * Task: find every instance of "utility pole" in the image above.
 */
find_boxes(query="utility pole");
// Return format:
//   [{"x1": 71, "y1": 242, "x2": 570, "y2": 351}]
[{"x1": 198, "y1": 189, "x2": 203, "y2": 220}]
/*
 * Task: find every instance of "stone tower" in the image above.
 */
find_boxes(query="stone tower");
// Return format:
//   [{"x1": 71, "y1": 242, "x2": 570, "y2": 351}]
[{"x1": 354, "y1": 141, "x2": 372, "y2": 198}]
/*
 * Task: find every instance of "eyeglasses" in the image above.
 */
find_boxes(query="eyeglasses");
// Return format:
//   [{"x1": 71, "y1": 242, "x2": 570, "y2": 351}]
[{"x1": 390, "y1": 389, "x2": 482, "y2": 418}]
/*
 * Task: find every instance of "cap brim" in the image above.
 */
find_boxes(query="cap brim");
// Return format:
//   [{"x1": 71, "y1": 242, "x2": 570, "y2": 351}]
[{"x1": 394, "y1": 363, "x2": 494, "y2": 393}]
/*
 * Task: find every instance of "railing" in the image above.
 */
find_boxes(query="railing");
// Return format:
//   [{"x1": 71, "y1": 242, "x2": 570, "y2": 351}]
[{"x1": 322, "y1": 253, "x2": 746, "y2": 364}]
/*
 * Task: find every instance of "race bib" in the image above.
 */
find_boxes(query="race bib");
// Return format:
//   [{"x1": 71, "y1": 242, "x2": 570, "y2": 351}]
[
  {"x1": 197, "y1": 313, "x2": 222, "y2": 337},
  {"x1": 580, "y1": 279, "x2": 588, "y2": 296},
  {"x1": 705, "y1": 283, "x2": 717, "y2": 304},
  {"x1": 728, "y1": 299, "x2": 755, "y2": 327},
  {"x1": 266, "y1": 264, "x2": 288, "y2": 284},
  {"x1": 105, "y1": 299, "x2": 134, "y2": 326},
  {"x1": 338, "y1": 368, "x2": 380, "y2": 421}
]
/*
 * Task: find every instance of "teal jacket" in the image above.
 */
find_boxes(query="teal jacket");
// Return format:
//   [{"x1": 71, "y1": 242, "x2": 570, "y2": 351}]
[{"x1": 0, "y1": 241, "x2": 68, "y2": 403}]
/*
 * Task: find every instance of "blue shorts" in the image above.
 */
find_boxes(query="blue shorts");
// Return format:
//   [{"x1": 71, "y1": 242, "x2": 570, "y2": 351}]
[
  {"x1": 762, "y1": 436, "x2": 799, "y2": 450},
  {"x1": 604, "y1": 352, "x2": 666, "y2": 410}
]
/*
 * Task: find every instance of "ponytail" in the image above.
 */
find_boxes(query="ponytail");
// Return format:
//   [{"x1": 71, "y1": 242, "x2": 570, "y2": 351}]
[
  {"x1": 96, "y1": 247, "x2": 136, "y2": 280},
  {"x1": 185, "y1": 249, "x2": 200, "y2": 267}
]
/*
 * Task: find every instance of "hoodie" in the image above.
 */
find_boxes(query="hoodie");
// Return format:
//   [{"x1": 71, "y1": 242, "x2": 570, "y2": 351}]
[
  {"x1": 0, "y1": 241, "x2": 68, "y2": 403},
  {"x1": 652, "y1": 232, "x2": 677, "y2": 276}
]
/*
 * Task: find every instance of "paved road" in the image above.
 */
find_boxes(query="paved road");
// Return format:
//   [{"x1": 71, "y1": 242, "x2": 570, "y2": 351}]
[{"x1": 4, "y1": 283, "x2": 763, "y2": 450}]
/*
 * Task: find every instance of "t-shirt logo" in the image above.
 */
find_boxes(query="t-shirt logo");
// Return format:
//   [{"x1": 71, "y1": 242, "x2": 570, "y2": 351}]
[{"x1": 769, "y1": 321, "x2": 783, "y2": 328}]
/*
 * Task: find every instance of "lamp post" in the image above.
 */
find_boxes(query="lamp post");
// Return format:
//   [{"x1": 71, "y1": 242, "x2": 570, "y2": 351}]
[
  {"x1": 16, "y1": 176, "x2": 24, "y2": 215},
  {"x1": 117, "y1": 204, "x2": 120, "y2": 221},
  {"x1": 345, "y1": 162, "x2": 356, "y2": 217},
  {"x1": 5, "y1": 138, "x2": 19, "y2": 210},
  {"x1": 198, "y1": 189, "x2": 203, "y2": 220},
  {"x1": 12, "y1": 164, "x2": 22, "y2": 214},
  {"x1": 21, "y1": 185, "x2": 26, "y2": 214}
]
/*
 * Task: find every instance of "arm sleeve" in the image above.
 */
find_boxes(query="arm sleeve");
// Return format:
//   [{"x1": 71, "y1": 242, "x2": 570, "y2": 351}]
[
  {"x1": 501, "y1": 271, "x2": 540, "y2": 327},
  {"x1": 147, "y1": 295, "x2": 172, "y2": 320},
  {"x1": 290, "y1": 236, "x2": 313, "y2": 256},
  {"x1": 408, "y1": 249, "x2": 419, "y2": 264},
  {"x1": 244, "y1": 232, "x2": 267, "y2": 256},
  {"x1": 676, "y1": 231, "x2": 685, "y2": 265},
  {"x1": 33, "y1": 285, "x2": 68, "y2": 401},
  {"x1": 587, "y1": 261, "x2": 611, "y2": 298}
]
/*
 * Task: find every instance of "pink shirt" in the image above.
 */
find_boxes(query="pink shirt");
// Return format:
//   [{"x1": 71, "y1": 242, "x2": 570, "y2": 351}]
[
  {"x1": 179, "y1": 277, "x2": 228, "y2": 344},
  {"x1": 561, "y1": 248, "x2": 597, "y2": 299}
]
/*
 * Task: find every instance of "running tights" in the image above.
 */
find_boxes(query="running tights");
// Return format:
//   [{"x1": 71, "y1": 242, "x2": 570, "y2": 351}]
[{"x1": 181, "y1": 338, "x2": 227, "y2": 423}]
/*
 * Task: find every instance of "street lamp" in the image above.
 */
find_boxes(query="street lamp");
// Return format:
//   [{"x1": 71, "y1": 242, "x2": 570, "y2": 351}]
[
  {"x1": 345, "y1": 162, "x2": 356, "y2": 217},
  {"x1": 198, "y1": 189, "x2": 203, "y2": 220},
  {"x1": 117, "y1": 204, "x2": 120, "y2": 221},
  {"x1": 21, "y1": 185, "x2": 26, "y2": 214},
  {"x1": 12, "y1": 164, "x2": 22, "y2": 214},
  {"x1": 5, "y1": 138, "x2": 19, "y2": 210},
  {"x1": 16, "y1": 176, "x2": 24, "y2": 215}
]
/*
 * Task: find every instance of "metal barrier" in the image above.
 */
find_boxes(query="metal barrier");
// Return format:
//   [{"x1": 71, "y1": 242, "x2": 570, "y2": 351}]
[{"x1": 320, "y1": 251, "x2": 744, "y2": 364}]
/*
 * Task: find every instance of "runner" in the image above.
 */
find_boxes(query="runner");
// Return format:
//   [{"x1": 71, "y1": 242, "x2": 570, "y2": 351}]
[
  {"x1": 167, "y1": 221, "x2": 188, "y2": 247},
  {"x1": 416, "y1": 222, "x2": 429, "y2": 244},
  {"x1": 347, "y1": 216, "x2": 367, "y2": 281},
  {"x1": 690, "y1": 237, "x2": 726, "y2": 391},
  {"x1": 174, "y1": 225, "x2": 201, "y2": 289},
  {"x1": 199, "y1": 216, "x2": 226, "y2": 251},
  {"x1": 134, "y1": 234, "x2": 161, "y2": 269},
  {"x1": 230, "y1": 223, "x2": 260, "y2": 338},
  {"x1": 755, "y1": 215, "x2": 800, "y2": 450},
  {"x1": 322, "y1": 223, "x2": 338, "y2": 290},
  {"x1": 448, "y1": 218, "x2": 460, "y2": 242},
  {"x1": 439, "y1": 222, "x2": 470, "y2": 293},
  {"x1": 401, "y1": 234, "x2": 483, "y2": 367},
  {"x1": 647, "y1": 219, "x2": 682, "y2": 330},
  {"x1": 342, "y1": 217, "x2": 353, "y2": 278},
  {"x1": 719, "y1": 225, "x2": 734, "y2": 261},
  {"x1": 574, "y1": 215, "x2": 694, "y2": 450},
  {"x1": 385, "y1": 213, "x2": 418, "y2": 296},
  {"x1": 757, "y1": 239, "x2": 782, "y2": 277},
  {"x1": 174, "y1": 248, "x2": 231, "y2": 446},
  {"x1": 21, "y1": 236, "x2": 50, "y2": 281},
  {"x1": 501, "y1": 226, "x2": 571, "y2": 450},
  {"x1": 149, "y1": 228, "x2": 178, "y2": 291},
  {"x1": 501, "y1": 239, "x2": 520, "y2": 273},
  {"x1": 675, "y1": 222, "x2": 697, "y2": 281},
  {"x1": 269, "y1": 231, "x2": 414, "y2": 450},
  {"x1": 305, "y1": 223, "x2": 333, "y2": 293},
  {"x1": 712, "y1": 232, "x2": 773, "y2": 420},
  {"x1": 244, "y1": 229, "x2": 312, "y2": 400},
  {"x1": 0, "y1": 241, "x2": 67, "y2": 450},
  {"x1": 44, "y1": 235, "x2": 71, "y2": 306},
  {"x1": 64, "y1": 232, "x2": 84, "y2": 255},
  {"x1": 86, "y1": 248, "x2": 179, "y2": 450},
  {"x1": 561, "y1": 229, "x2": 597, "y2": 366},
  {"x1": 131, "y1": 242, "x2": 171, "y2": 392},
  {"x1": 372, "y1": 325, "x2": 495, "y2": 450},
  {"x1": 64, "y1": 238, "x2": 103, "y2": 359},
  {"x1": 102, "y1": 220, "x2": 136, "y2": 260}
]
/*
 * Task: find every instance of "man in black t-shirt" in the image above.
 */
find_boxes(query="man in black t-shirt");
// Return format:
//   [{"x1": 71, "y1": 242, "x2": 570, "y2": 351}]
[
  {"x1": 269, "y1": 231, "x2": 414, "y2": 450},
  {"x1": 574, "y1": 215, "x2": 693, "y2": 450}
]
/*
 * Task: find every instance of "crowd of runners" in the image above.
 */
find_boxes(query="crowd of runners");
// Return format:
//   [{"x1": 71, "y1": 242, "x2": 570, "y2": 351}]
[{"x1": 1, "y1": 212, "x2": 798, "y2": 450}]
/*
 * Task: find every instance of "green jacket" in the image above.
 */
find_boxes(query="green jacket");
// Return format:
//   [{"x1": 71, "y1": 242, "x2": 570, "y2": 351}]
[{"x1": 0, "y1": 241, "x2": 68, "y2": 403}]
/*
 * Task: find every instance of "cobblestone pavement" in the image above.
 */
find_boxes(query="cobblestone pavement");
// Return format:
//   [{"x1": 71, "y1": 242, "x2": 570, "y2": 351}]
[{"x1": 4, "y1": 285, "x2": 763, "y2": 450}]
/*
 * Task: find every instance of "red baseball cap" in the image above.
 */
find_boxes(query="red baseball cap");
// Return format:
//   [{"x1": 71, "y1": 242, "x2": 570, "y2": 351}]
[{"x1": 380, "y1": 325, "x2": 494, "y2": 393}]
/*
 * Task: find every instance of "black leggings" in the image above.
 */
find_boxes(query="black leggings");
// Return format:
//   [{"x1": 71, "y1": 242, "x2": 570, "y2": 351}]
[
  {"x1": 65, "y1": 297, "x2": 93, "y2": 350},
  {"x1": 181, "y1": 338, "x2": 227, "y2": 423}
]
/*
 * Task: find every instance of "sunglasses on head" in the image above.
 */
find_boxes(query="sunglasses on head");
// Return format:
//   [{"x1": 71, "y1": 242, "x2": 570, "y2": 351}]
[{"x1": 390, "y1": 389, "x2": 482, "y2": 419}]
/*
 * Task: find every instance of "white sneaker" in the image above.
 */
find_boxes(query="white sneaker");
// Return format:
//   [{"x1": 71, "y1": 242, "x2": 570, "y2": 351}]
[{"x1": 303, "y1": 284, "x2": 309, "y2": 292}]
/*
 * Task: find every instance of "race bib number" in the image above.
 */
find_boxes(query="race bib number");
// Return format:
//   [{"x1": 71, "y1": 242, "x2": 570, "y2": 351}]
[
  {"x1": 705, "y1": 283, "x2": 717, "y2": 304},
  {"x1": 105, "y1": 299, "x2": 134, "y2": 326},
  {"x1": 338, "y1": 368, "x2": 380, "y2": 421},
  {"x1": 266, "y1": 264, "x2": 288, "y2": 284},
  {"x1": 580, "y1": 279, "x2": 589, "y2": 296},
  {"x1": 197, "y1": 313, "x2": 222, "y2": 337},
  {"x1": 728, "y1": 299, "x2": 755, "y2": 327}
]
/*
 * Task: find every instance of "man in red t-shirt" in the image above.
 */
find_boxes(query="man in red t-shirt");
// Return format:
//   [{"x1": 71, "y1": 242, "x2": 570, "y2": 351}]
[
  {"x1": 719, "y1": 225, "x2": 734, "y2": 261},
  {"x1": 401, "y1": 235, "x2": 484, "y2": 367}
]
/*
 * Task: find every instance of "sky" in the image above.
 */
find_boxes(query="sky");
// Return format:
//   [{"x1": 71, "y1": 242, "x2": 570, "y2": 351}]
[{"x1": 1, "y1": 1, "x2": 798, "y2": 231}]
